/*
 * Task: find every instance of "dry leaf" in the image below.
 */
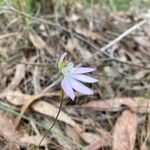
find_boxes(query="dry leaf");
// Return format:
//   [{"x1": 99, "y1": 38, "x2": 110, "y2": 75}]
[
  {"x1": 87, "y1": 139, "x2": 111, "y2": 150},
  {"x1": 65, "y1": 125, "x2": 81, "y2": 143},
  {"x1": 10, "y1": 91, "x2": 82, "y2": 131},
  {"x1": 0, "y1": 90, "x2": 59, "y2": 106},
  {"x1": 15, "y1": 92, "x2": 60, "y2": 127},
  {"x1": 134, "y1": 36, "x2": 150, "y2": 48},
  {"x1": 0, "y1": 90, "x2": 30, "y2": 106},
  {"x1": 32, "y1": 101, "x2": 82, "y2": 132},
  {"x1": 82, "y1": 97, "x2": 137, "y2": 112},
  {"x1": 0, "y1": 110, "x2": 49, "y2": 146},
  {"x1": 6, "y1": 64, "x2": 25, "y2": 90},
  {"x1": 29, "y1": 32, "x2": 55, "y2": 56},
  {"x1": 135, "y1": 97, "x2": 150, "y2": 113},
  {"x1": 81, "y1": 132, "x2": 100, "y2": 144},
  {"x1": 87, "y1": 128, "x2": 112, "y2": 150},
  {"x1": 112, "y1": 110, "x2": 137, "y2": 150},
  {"x1": 29, "y1": 32, "x2": 46, "y2": 50},
  {"x1": 83, "y1": 97, "x2": 150, "y2": 113},
  {"x1": 75, "y1": 26, "x2": 100, "y2": 40},
  {"x1": 141, "y1": 143, "x2": 148, "y2": 150}
]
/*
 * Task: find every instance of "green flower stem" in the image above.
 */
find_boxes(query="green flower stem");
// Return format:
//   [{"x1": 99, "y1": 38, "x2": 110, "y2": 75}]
[{"x1": 37, "y1": 89, "x2": 64, "y2": 148}]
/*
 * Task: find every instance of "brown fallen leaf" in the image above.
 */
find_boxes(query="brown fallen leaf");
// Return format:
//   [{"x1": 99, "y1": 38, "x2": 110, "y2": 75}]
[
  {"x1": 134, "y1": 97, "x2": 150, "y2": 113},
  {"x1": 82, "y1": 97, "x2": 137, "y2": 112},
  {"x1": 0, "y1": 90, "x2": 59, "y2": 106},
  {"x1": 82, "y1": 97, "x2": 150, "y2": 113},
  {"x1": 29, "y1": 32, "x2": 55, "y2": 57},
  {"x1": 10, "y1": 91, "x2": 82, "y2": 131},
  {"x1": 87, "y1": 127, "x2": 112, "y2": 150},
  {"x1": 32, "y1": 101, "x2": 82, "y2": 132},
  {"x1": 112, "y1": 110, "x2": 137, "y2": 150},
  {"x1": 141, "y1": 143, "x2": 148, "y2": 150},
  {"x1": 75, "y1": 26, "x2": 100, "y2": 40},
  {"x1": 87, "y1": 138, "x2": 111, "y2": 150},
  {"x1": 81, "y1": 132, "x2": 100, "y2": 144},
  {"x1": 65, "y1": 125, "x2": 82, "y2": 143},
  {"x1": 0, "y1": 110, "x2": 49, "y2": 146},
  {"x1": 0, "y1": 90, "x2": 30, "y2": 106},
  {"x1": 134, "y1": 36, "x2": 150, "y2": 48},
  {"x1": 14, "y1": 92, "x2": 60, "y2": 127},
  {"x1": 6, "y1": 63, "x2": 25, "y2": 91}
]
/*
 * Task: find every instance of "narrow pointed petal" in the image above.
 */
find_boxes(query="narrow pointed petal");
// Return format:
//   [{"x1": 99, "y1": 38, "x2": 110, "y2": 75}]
[
  {"x1": 74, "y1": 67, "x2": 96, "y2": 74},
  {"x1": 61, "y1": 78, "x2": 75, "y2": 100},
  {"x1": 70, "y1": 74, "x2": 98, "y2": 83},
  {"x1": 69, "y1": 78, "x2": 93, "y2": 95},
  {"x1": 58, "y1": 52, "x2": 67, "y2": 68}
]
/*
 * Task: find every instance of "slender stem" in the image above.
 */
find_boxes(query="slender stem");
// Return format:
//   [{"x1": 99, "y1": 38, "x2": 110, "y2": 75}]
[{"x1": 37, "y1": 90, "x2": 64, "y2": 148}]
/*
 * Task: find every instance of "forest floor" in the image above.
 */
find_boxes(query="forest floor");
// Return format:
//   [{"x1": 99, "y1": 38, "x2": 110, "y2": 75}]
[{"x1": 0, "y1": 1, "x2": 150, "y2": 150}]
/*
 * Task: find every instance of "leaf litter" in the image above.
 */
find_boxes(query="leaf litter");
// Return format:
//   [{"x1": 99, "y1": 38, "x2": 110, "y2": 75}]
[
  {"x1": 0, "y1": 110, "x2": 49, "y2": 147},
  {"x1": 0, "y1": 1, "x2": 150, "y2": 150}
]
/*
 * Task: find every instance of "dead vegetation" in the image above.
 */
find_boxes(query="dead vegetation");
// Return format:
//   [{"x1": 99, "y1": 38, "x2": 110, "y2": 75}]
[{"x1": 0, "y1": 1, "x2": 150, "y2": 150}]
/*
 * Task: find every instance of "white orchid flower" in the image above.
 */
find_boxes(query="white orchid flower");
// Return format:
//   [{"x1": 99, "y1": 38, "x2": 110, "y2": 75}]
[{"x1": 58, "y1": 52, "x2": 97, "y2": 100}]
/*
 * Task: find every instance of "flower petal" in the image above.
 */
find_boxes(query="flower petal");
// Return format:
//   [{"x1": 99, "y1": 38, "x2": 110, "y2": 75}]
[
  {"x1": 58, "y1": 52, "x2": 67, "y2": 69},
  {"x1": 70, "y1": 74, "x2": 98, "y2": 83},
  {"x1": 61, "y1": 78, "x2": 75, "y2": 100},
  {"x1": 67, "y1": 62, "x2": 74, "y2": 68},
  {"x1": 69, "y1": 78, "x2": 93, "y2": 95},
  {"x1": 74, "y1": 67, "x2": 96, "y2": 74}
]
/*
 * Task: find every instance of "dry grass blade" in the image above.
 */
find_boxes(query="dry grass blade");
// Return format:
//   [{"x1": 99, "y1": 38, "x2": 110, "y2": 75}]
[{"x1": 112, "y1": 110, "x2": 137, "y2": 150}]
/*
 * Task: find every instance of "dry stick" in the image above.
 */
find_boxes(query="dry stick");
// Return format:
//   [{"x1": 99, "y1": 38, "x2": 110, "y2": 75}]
[
  {"x1": 100, "y1": 20, "x2": 146, "y2": 52},
  {"x1": 90, "y1": 19, "x2": 149, "y2": 68},
  {"x1": 37, "y1": 90, "x2": 64, "y2": 148}
]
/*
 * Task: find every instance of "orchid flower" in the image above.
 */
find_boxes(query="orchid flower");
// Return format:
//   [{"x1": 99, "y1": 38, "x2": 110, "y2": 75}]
[{"x1": 58, "y1": 52, "x2": 97, "y2": 100}]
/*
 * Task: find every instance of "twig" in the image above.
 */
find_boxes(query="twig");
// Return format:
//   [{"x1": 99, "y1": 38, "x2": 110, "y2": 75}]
[{"x1": 100, "y1": 20, "x2": 146, "y2": 52}]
